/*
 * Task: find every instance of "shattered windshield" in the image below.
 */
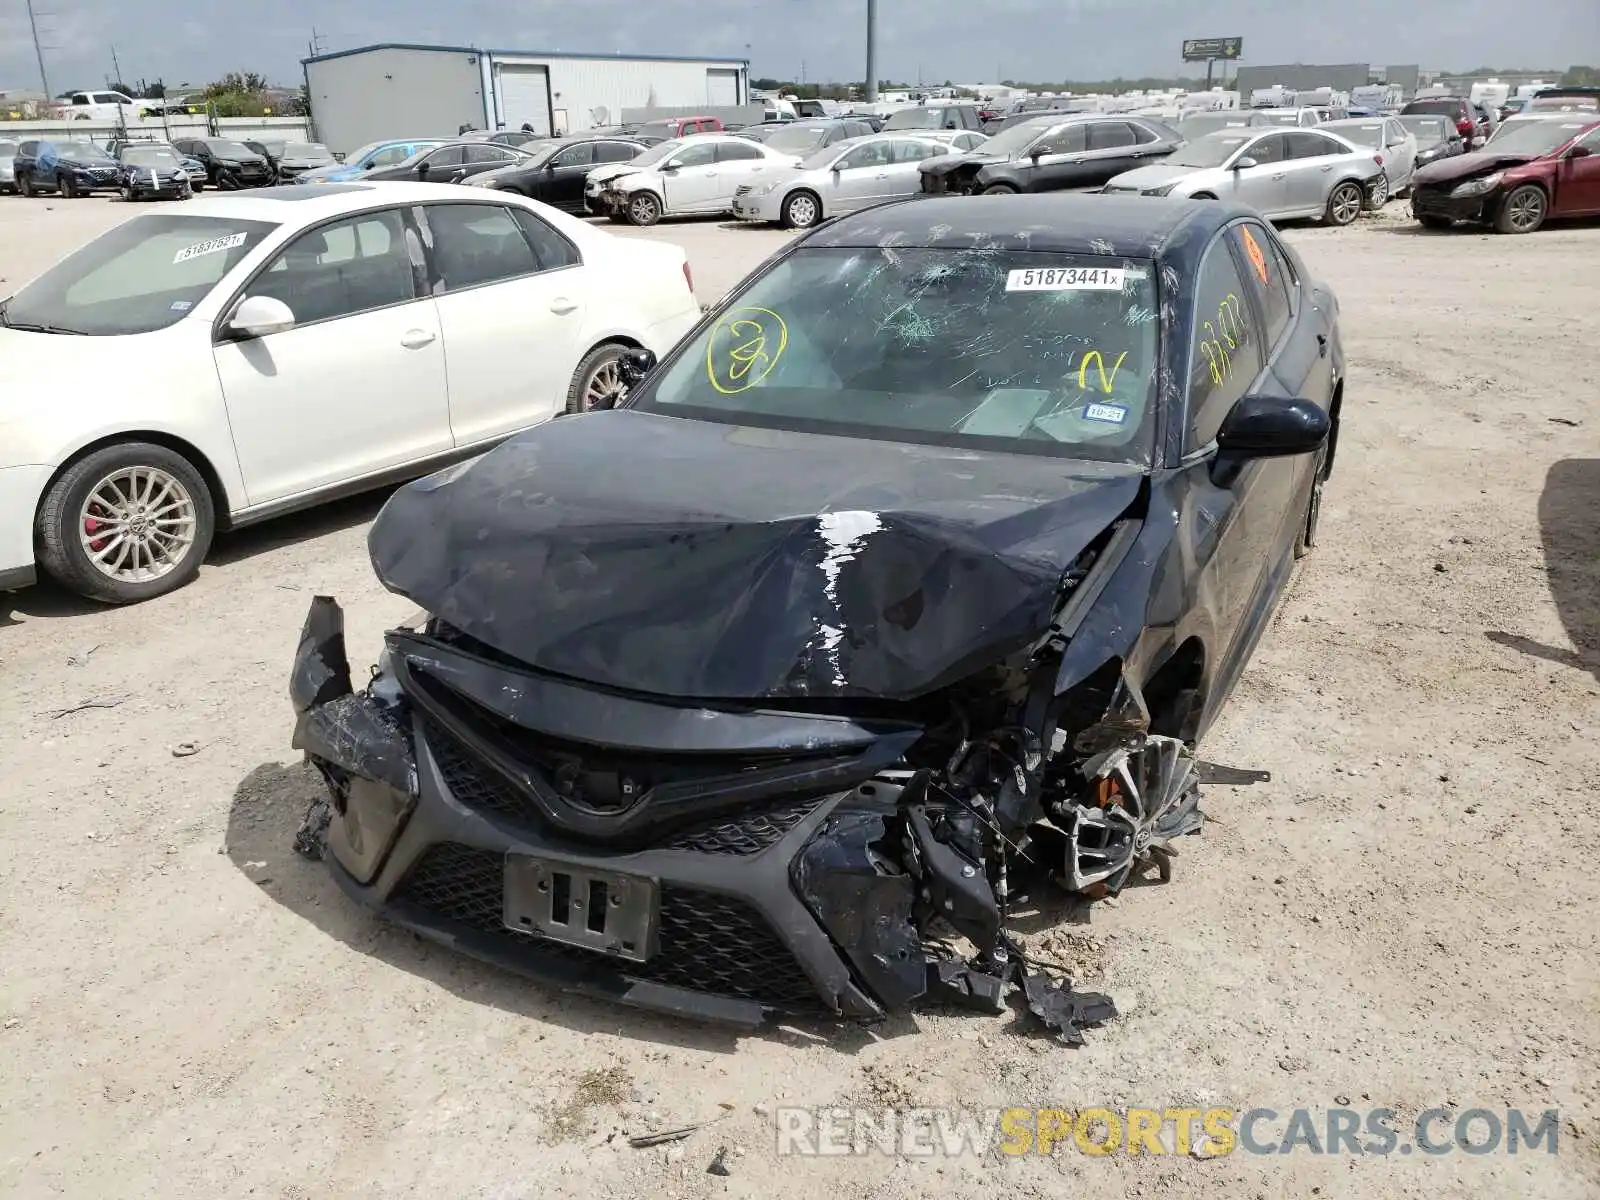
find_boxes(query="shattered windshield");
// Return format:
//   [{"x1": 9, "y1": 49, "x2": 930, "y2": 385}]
[{"x1": 636, "y1": 247, "x2": 1160, "y2": 465}]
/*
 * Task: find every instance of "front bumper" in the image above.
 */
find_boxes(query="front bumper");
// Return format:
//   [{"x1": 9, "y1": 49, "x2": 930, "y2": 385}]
[
  {"x1": 731, "y1": 188, "x2": 781, "y2": 222},
  {"x1": 126, "y1": 175, "x2": 192, "y2": 198},
  {"x1": 290, "y1": 600, "x2": 924, "y2": 1027},
  {"x1": 1411, "y1": 183, "x2": 1492, "y2": 223}
]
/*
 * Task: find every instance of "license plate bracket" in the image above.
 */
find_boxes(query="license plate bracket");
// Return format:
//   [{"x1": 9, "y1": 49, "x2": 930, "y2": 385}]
[{"x1": 504, "y1": 854, "x2": 658, "y2": 962}]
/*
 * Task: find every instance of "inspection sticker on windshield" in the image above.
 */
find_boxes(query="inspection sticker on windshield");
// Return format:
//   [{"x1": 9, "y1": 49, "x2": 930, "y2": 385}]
[
  {"x1": 1084, "y1": 402, "x2": 1129, "y2": 424},
  {"x1": 173, "y1": 232, "x2": 247, "y2": 264},
  {"x1": 1007, "y1": 266, "x2": 1125, "y2": 292}
]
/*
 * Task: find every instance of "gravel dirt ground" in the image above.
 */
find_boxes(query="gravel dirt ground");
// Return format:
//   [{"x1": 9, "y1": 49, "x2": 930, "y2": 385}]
[{"x1": 1, "y1": 193, "x2": 1597, "y2": 1199}]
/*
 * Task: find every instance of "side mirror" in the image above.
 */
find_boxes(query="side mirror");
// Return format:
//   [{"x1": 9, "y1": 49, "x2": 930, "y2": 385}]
[
  {"x1": 1210, "y1": 395, "x2": 1329, "y2": 486},
  {"x1": 1233, "y1": 155, "x2": 1259, "y2": 170},
  {"x1": 333, "y1": 152, "x2": 346, "y2": 163},
  {"x1": 415, "y1": 161, "x2": 431, "y2": 177},
  {"x1": 616, "y1": 347, "x2": 657, "y2": 392},
  {"x1": 1569, "y1": 145, "x2": 1592, "y2": 159},
  {"x1": 226, "y1": 295, "x2": 296, "y2": 340}
]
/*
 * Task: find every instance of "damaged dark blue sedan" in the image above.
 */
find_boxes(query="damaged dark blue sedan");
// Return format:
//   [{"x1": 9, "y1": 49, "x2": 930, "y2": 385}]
[{"x1": 290, "y1": 194, "x2": 1343, "y2": 1034}]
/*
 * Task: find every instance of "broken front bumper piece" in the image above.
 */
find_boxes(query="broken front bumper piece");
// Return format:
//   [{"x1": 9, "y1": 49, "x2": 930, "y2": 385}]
[{"x1": 288, "y1": 596, "x2": 1117, "y2": 1038}]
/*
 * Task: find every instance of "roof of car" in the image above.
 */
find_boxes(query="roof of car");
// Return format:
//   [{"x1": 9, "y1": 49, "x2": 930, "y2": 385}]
[
  {"x1": 175, "y1": 181, "x2": 496, "y2": 220},
  {"x1": 806, "y1": 194, "x2": 1244, "y2": 260}
]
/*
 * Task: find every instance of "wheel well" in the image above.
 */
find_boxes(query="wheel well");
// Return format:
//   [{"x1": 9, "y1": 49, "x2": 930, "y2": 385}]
[
  {"x1": 1190, "y1": 192, "x2": 1216, "y2": 200},
  {"x1": 39, "y1": 432, "x2": 234, "y2": 530},
  {"x1": 1144, "y1": 638, "x2": 1207, "y2": 741}
]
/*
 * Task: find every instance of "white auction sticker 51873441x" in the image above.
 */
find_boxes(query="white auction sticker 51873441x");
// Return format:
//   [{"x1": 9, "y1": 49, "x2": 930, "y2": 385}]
[{"x1": 1006, "y1": 266, "x2": 1126, "y2": 292}]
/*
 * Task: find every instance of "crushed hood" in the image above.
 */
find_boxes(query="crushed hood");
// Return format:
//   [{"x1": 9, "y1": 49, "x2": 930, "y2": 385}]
[
  {"x1": 368, "y1": 410, "x2": 1143, "y2": 702},
  {"x1": 1414, "y1": 150, "x2": 1536, "y2": 185},
  {"x1": 920, "y1": 153, "x2": 1003, "y2": 180}
]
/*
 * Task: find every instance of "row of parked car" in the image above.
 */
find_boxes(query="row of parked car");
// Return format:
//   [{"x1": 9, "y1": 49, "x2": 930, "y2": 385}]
[{"x1": 0, "y1": 135, "x2": 340, "y2": 199}]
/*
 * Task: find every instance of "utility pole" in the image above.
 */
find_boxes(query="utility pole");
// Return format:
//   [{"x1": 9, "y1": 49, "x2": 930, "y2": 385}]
[
  {"x1": 865, "y1": 0, "x2": 878, "y2": 101},
  {"x1": 110, "y1": 43, "x2": 123, "y2": 86},
  {"x1": 26, "y1": 0, "x2": 51, "y2": 98}
]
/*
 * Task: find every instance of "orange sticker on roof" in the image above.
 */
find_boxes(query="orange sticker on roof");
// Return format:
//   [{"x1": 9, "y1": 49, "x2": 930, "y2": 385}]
[{"x1": 1240, "y1": 226, "x2": 1269, "y2": 286}]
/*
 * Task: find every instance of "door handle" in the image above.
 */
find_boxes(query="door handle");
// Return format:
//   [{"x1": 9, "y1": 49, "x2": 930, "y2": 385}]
[
  {"x1": 1272, "y1": 173, "x2": 1286, "y2": 181},
  {"x1": 550, "y1": 298, "x2": 577, "y2": 315},
  {"x1": 1321, "y1": 165, "x2": 1333, "y2": 172},
  {"x1": 875, "y1": 172, "x2": 889, "y2": 178},
  {"x1": 1316, "y1": 333, "x2": 1328, "y2": 358},
  {"x1": 400, "y1": 329, "x2": 436, "y2": 349}
]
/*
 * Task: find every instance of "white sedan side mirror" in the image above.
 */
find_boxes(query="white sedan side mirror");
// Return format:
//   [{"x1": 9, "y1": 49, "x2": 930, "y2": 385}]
[{"x1": 227, "y1": 295, "x2": 296, "y2": 339}]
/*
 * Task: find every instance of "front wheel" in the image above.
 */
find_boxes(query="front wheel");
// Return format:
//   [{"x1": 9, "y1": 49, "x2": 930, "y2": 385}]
[
  {"x1": 566, "y1": 343, "x2": 631, "y2": 414},
  {"x1": 1324, "y1": 181, "x2": 1363, "y2": 226},
  {"x1": 626, "y1": 192, "x2": 662, "y2": 226},
  {"x1": 119, "y1": 184, "x2": 134, "y2": 202},
  {"x1": 35, "y1": 443, "x2": 216, "y2": 605},
  {"x1": 18, "y1": 173, "x2": 33, "y2": 197},
  {"x1": 1495, "y1": 185, "x2": 1547, "y2": 234},
  {"x1": 59, "y1": 173, "x2": 78, "y2": 199},
  {"x1": 981, "y1": 183, "x2": 1019, "y2": 196},
  {"x1": 1417, "y1": 213, "x2": 1451, "y2": 230},
  {"x1": 781, "y1": 190, "x2": 821, "y2": 228}
]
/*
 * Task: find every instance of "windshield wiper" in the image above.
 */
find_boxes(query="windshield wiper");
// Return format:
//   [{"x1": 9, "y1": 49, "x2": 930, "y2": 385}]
[{"x1": 0, "y1": 309, "x2": 86, "y2": 335}]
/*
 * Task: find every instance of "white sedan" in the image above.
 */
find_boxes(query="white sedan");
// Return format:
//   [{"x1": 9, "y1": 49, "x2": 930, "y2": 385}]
[
  {"x1": 589, "y1": 134, "x2": 800, "y2": 226},
  {"x1": 0, "y1": 182, "x2": 701, "y2": 603}
]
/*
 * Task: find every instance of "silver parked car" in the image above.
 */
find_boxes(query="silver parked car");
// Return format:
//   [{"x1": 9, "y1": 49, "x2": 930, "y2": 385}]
[
  {"x1": 1320, "y1": 117, "x2": 1417, "y2": 204},
  {"x1": 731, "y1": 133, "x2": 971, "y2": 227},
  {"x1": 1102, "y1": 127, "x2": 1384, "y2": 225},
  {"x1": 0, "y1": 139, "x2": 16, "y2": 193}
]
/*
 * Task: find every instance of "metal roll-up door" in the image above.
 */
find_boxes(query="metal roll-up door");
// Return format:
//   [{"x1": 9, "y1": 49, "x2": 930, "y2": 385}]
[
  {"x1": 497, "y1": 65, "x2": 551, "y2": 135},
  {"x1": 706, "y1": 68, "x2": 740, "y2": 107}
]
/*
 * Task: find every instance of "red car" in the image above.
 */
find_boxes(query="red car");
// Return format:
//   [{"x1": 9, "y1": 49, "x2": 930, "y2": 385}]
[
  {"x1": 631, "y1": 114, "x2": 724, "y2": 138},
  {"x1": 1408, "y1": 113, "x2": 1600, "y2": 233}
]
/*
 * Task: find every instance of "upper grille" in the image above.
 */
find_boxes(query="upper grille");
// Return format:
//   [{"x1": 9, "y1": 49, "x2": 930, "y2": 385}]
[
  {"x1": 396, "y1": 843, "x2": 826, "y2": 1012},
  {"x1": 426, "y1": 718, "x2": 534, "y2": 823}
]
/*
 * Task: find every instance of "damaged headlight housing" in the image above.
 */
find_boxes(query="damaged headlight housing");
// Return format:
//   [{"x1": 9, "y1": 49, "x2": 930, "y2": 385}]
[
  {"x1": 1143, "y1": 183, "x2": 1179, "y2": 197},
  {"x1": 1451, "y1": 172, "x2": 1502, "y2": 197}
]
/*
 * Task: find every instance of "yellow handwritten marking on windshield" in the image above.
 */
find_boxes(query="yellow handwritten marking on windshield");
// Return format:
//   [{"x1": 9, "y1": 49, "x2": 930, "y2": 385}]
[
  {"x1": 1077, "y1": 350, "x2": 1130, "y2": 394},
  {"x1": 706, "y1": 307, "x2": 789, "y2": 395}
]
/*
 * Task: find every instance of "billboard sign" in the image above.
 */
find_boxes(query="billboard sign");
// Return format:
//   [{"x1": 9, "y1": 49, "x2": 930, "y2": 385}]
[{"x1": 1182, "y1": 37, "x2": 1243, "y2": 61}]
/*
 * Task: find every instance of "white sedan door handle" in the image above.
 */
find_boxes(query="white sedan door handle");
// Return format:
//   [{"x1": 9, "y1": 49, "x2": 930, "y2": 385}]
[
  {"x1": 550, "y1": 298, "x2": 577, "y2": 315},
  {"x1": 400, "y1": 329, "x2": 436, "y2": 349}
]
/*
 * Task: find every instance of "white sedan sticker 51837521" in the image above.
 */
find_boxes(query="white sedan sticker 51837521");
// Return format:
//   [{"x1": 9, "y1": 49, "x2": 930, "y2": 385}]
[
  {"x1": 1006, "y1": 266, "x2": 1126, "y2": 292},
  {"x1": 173, "y1": 232, "x2": 247, "y2": 264}
]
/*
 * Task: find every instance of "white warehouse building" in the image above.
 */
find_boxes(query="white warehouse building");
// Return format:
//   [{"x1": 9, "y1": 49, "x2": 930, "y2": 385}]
[{"x1": 303, "y1": 42, "x2": 749, "y2": 153}]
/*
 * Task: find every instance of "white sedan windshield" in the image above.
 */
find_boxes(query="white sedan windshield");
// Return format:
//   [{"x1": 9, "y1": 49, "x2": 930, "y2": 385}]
[{"x1": 1, "y1": 214, "x2": 276, "y2": 336}]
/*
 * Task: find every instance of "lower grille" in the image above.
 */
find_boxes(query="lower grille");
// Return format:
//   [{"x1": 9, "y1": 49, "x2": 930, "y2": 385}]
[{"x1": 396, "y1": 843, "x2": 826, "y2": 1011}]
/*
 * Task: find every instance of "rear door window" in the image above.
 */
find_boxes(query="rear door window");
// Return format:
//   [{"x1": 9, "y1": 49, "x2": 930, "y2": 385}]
[
  {"x1": 1229, "y1": 221, "x2": 1293, "y2": 348},
  {"x1": 424, "y1": 203, "x2": 540, "y2": 291},
  {"x1": 1088, "y1": 122, "x2": 1138, "y2": 150}
]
